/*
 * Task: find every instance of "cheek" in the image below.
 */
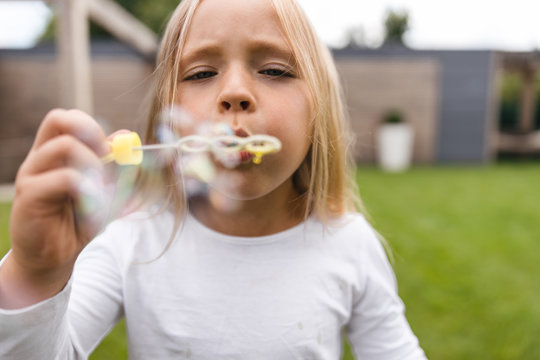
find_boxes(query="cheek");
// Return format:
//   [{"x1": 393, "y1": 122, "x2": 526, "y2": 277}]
[
  {"x1": 175, "y1": 88, "x2": 212, "y2": 124},
  {"x1": 273, "y1": 87, "x2": 313, "y2": 150}
]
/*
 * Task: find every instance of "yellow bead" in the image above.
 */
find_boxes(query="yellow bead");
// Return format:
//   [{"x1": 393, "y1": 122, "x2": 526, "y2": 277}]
[
  {"x1": 245, "y1": 138, "x2": 278, "y2": 165},
  {"x1": 110, "y1": 132, "x2": 143, "y2": 165},
  {"x1": 252, "y1": 153, "x2": 263, "y2": 164}
]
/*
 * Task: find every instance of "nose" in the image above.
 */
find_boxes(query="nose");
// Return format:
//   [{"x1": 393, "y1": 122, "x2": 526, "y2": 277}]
[
  {"x1": 218, "y1": 66, "x2": 256, "y2": 114},
  {"x1": 222, "y1": 100, "x2": 250, "y2": 111}
]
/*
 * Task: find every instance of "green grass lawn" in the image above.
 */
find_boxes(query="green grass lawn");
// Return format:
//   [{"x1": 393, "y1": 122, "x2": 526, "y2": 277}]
[
  {"x1": 356, "y1": 164, "x2": 540, "y2": 359},
  {"x1": 1, "y1": 164, "x2": 540, "y2": 359}
]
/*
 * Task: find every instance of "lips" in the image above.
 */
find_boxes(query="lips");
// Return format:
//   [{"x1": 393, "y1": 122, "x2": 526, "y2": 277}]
[
  {"x1": 234, "y1": 127, "x2": 250, "y2": 138},
  {"x1": 210, "y1": 124, "x2": 255, "y2": 165},
  {"x1": 239, "y1": 150, "x2": 252, "y2": 163},
  {"x1": 233, "y1": 128, "x2": 253, "y2": 164}
]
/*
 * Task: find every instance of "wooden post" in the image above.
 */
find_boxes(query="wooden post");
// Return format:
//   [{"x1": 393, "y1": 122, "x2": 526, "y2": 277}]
[
  {"x1": 87, "y1": 0, "x2": 158, "y2": 58},
  {"x1": 519, "y1": 68, "x2": 535, "y2": 133},
  {"x1": 56, "y1": 0, "x2": 93, "y2": 113}
]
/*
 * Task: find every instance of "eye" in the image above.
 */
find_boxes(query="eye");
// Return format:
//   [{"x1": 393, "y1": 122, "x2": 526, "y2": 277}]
[
  {"x1": 184, "y1": 71, "x2": 217, "y2": 81},
  {"x1": 259, "y1": 68, "x2": 293, "y2": 78}
]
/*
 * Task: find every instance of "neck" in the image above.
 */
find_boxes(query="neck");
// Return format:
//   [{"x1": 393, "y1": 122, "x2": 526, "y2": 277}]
[{"x1": 189, "y1": 182, "x2": 306, "y2": 237}]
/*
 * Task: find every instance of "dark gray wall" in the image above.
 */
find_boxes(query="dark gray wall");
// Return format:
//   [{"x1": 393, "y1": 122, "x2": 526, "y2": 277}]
[{"x1": 431, "y1": 51, "x2": 496, "y2": 163}]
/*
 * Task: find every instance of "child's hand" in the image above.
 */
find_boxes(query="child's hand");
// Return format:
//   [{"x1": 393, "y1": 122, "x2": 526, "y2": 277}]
[{"x1": 0, "y1": 109, "x2": 109, "y2": 309}]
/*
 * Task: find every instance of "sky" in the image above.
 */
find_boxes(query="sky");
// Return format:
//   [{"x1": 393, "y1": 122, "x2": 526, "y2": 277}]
[{"x1": 0, "y1": 0, "x2": 539, "y2": 51}]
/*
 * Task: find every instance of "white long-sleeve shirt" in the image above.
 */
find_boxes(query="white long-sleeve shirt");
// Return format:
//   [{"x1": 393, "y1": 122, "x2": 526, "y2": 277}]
[{"x1": 0, "y1": 211, "x2": 426, "y2": 359}]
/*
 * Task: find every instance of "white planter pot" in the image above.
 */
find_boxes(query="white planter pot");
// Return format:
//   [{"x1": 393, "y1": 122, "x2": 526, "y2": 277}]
[{"x1": 376, "y1": 123, "x2": 414, "y2": 172}]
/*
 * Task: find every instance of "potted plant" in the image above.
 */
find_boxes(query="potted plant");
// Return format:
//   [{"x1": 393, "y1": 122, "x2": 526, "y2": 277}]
[{"x1": 376, "y1": 109, "x2": 414, "y2": 172}]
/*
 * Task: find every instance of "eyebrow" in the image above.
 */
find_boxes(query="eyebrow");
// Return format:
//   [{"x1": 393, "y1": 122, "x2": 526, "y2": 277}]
[
  {"x1": 180, "y1": 39, "x2": 295, "y2": 65},
  {"x1": 248, "y1": 39, "x2": 294, "y2": 60},
  {"x1": 180, "y1": 44, "x2": 223, "y2": 66}
]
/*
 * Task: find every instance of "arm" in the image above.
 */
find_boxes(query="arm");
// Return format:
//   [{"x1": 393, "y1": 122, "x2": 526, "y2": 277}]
[
  {"x1": 346, "y1": 224, "x2": 427, "y2": 359},
  {"x1": 0, "y1": 231, "x2": 125, "y2": 359},
  {"x1": 0, "y1": 109, "x2": 109, "y2": 309},
  {"x1": 0, "y1": 109, "x2": 119, "y2": 358},
  {"x1": 0, "y1": 253, "x2": 75, "y2": 359}
]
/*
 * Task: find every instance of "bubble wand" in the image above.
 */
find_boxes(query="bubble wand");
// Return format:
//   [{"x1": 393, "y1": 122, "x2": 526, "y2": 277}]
[{"x1": 100, "y1": 132, "x2": 282, "y2": 166}]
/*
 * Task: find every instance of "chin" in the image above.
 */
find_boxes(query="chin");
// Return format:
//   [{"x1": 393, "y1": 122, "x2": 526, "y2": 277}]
[{"x1": 208, "y1": 172, "x2": 265, "y2": 200}]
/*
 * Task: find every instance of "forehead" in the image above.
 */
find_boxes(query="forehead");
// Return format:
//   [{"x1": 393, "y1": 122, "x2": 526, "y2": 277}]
[{"x1": 185, "y1": 0, "x2": 288, "y2": 48}]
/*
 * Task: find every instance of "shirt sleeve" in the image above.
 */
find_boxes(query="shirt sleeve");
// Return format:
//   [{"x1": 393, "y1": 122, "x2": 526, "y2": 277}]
[
  {"x1": 346, "y1": 221, "x2": 427, "y2": 360},
  {"x1": 0, "y1": 254, "x2": 76, "y2": 360},
  {"x1": 0, "y1": 225, "x2": 125, "y2": 360}
]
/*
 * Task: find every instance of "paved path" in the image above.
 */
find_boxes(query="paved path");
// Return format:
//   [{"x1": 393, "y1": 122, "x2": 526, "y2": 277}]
[{"x1": 0, "y1": 183, "x2": 14, "y2": 202}]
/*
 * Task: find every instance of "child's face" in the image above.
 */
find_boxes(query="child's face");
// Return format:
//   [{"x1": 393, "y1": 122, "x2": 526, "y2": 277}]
[{"x1": 176, "y1": 0, "x2": 313, "y2": 202}]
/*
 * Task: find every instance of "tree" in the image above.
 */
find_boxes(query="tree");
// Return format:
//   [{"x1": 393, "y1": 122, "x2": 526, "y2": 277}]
[
  {"x1": 382, "y1": 10, "x2": 409, "y2": 46},
  {"x1": 108, "y1": 0, "x2": 180, "y2": 35},
  {"x1": 40, "y1": 0, "x2": 181, "y2": 42},
  {"x1": 344, "y1": 25, "x2": 367, "y2": 49}
]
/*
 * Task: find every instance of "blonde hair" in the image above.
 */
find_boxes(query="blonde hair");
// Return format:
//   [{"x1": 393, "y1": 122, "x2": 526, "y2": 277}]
[{"x1": 137, "y1": 0, "x2": 365, "y2": 226}]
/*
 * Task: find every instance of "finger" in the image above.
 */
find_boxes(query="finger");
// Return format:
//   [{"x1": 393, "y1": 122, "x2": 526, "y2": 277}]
[
  {"x1": 33, "y1": 109, "x2": 109, "y2": 156},
  {"x1": 12, "y1": 168, "x2": 100, "y2": 260},
  {"x1": 107, "y1": 129, "x2": 131, "y2": 141},
  {"x1": 20, "y1": 134, "x2": 104, "y2": 176},
  {"x1": 15, "y1": 167, "x2": 83, "y2": 205},
  {"x1": 102, "y1": 130, "x2": 132, "y2": 163},
  {"x1": 17, "y1": 166, "x2": 109, "y2": 240}
]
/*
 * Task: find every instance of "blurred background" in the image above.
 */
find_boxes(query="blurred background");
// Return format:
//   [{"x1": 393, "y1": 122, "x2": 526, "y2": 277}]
[{"x1": 0, "y1": 0, "x2": 539, "y2": 359}]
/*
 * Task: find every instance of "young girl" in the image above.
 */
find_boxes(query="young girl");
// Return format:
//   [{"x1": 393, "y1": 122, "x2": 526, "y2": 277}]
[{"x1": 0, "y1": 0, "x2": 427, "y2": 358}]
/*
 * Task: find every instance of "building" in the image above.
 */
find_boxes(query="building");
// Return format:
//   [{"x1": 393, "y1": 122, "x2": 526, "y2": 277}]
[
  {"x1": 0, "y1": 42, "x2": 154, "y2": 182},
  {"x1": 1, "y1": 42, "x2": 539, "y2": 182}
]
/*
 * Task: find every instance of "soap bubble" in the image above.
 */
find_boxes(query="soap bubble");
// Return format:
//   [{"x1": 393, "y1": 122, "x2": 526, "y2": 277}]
[
  {"x1": 211, "y1": 122, "x2": 235, "y2": 136},
  {"x1": 76, "y1": 105, "x2": 283, "y2": 231},
  {"x1": 182, "y1": 153, "x2": 216, "y2": 184},
  {"x1": 207, "y1": 174, "x2": 241, "y2": 213},
  {"x1": 77, "y1": 168, "x2": 110, "y2": 218},
  {"x1": 75, "y1": 114, "x2": 141, "y2": 232},
  {"x1": 208, "y1": 188, "x2": 240, "y2": 213},
  {"x1": 212, "y1": 150, "x2": 242, "y2": 169},
  {"x1": 155, "y1": 123, "x2": 179, "y2": 167},
  {"x1": 157, "y1": 106, "x2": 242, "y2": 198},
  {"x1": 108, "y1": 165, "x2": 140, "y2": 218},
  {"x1": 76, "y1": 166, "x2": 130, "y2": 233},
  {"x1": 161, "y1": 105, "x2": 195, "y2": 136},
  {"x1": 156, "y1": 122, "x2": 178, "y2": 144},
  {"x1": 183, "y1": 175, "x2": 209, "y2": 198}
]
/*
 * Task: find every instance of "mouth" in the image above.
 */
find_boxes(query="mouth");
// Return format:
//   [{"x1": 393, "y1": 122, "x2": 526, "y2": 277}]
[
  {"x1": 210, "y1": 133, "x2": 252, "y2": 167},
  {"x1": 234, "y1": 127, "x2": 250, "y2": 138},
  {"x1": 206, "y1": 123, "x2": 280, "y2": 168},
  {"x1": 213, "y1": 150, "x2": 252, "y2": 169},
  {"x1": 229, "y1": 127, "x2": 253, "y2": 165},
  {"x1": 239, "y1": 150, "x2": 252, "y2": 163}
]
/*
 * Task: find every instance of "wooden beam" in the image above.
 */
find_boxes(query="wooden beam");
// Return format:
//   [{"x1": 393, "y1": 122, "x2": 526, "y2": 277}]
[
  {"x1": 6, "y1": 0, "x2": 159, "y2": 57},
  {"x1": 87, "y1": 0, "x2": 159, "y2": 58},
  {"x1": 56, "y1": 0, "x2": 93, "y2": 113},
  {"x1": 519, "y1": 69, "x2": 536, "y2": 133},
  {"x1": 497, "y1": 131, "x2": 540, "y2": 153}
]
